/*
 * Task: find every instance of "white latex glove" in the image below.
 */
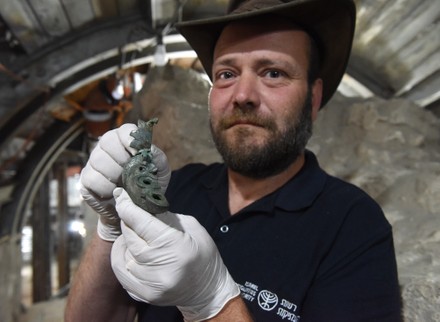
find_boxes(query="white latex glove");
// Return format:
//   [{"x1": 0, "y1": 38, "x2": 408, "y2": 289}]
[
  {"x1": 80, "y1": 123, "x2": 171, "y2": 241},
  {"x1": 111, "y1": 188, "x2": 240, "y2": 321}
]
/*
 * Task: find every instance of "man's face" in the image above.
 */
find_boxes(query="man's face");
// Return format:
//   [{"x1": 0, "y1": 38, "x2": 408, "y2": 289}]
[{"x1": 209, "y1": 20, "x2": 322, "y2": 178}]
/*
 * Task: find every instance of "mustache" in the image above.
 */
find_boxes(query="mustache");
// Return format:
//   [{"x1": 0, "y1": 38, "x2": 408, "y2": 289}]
[{"x1": 217, "y1": 110, "x2": 276, "y2": 131}]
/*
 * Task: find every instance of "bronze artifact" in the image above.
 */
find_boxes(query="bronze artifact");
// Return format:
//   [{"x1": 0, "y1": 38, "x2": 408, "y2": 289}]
[{"x1": 122, "y1": 118, "x2": 169, "y2": 214}]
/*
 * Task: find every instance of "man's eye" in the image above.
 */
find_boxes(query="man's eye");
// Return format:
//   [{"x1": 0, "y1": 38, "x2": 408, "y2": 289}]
[
  {"x1": 218, "y1": 71, "x2": 234, "y2": 79},
  {"x1": 265, "y1": 70, "x2": 282, "y2": 78}
]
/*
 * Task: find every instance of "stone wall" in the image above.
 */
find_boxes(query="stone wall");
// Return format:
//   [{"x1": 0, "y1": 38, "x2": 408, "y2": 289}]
[
  {"x1": 132, "y1": 64, "x2": 222, "y2": 169},
  {"x1": 310, "y1": 94, "x2": 440, "y2": 321},
  {"x1": 136, "y1": 65, "x2": 440, "y2": 320}
]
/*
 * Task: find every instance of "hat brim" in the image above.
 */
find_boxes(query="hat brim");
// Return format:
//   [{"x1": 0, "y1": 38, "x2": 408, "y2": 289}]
[{"x1": 176, "y1": 0, "x2": 356, "y2": 108}]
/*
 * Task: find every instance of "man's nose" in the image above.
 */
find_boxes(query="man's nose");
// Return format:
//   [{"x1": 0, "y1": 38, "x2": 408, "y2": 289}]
[{"x1": 232, "y1": 72, "x2": 260, "y2": 110}]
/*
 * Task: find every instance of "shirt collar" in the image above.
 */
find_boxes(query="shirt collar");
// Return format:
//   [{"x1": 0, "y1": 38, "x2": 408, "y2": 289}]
[
  {"x1": 201, "y1": 150, "x2": 327, "y2": 215},
  {"x1": 275, "y1": 150, "x2": 327, "y2": 212}
]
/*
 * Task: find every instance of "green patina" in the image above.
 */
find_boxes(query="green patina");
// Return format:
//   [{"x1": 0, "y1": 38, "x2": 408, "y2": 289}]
[{"x1": 122, "y1": 118, "x2": 169, "y2": 214}]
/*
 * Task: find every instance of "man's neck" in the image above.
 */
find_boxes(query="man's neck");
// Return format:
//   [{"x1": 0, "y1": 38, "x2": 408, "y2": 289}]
[{"x1": 227, "y1": 154, "x2": 305, "y2": 215}]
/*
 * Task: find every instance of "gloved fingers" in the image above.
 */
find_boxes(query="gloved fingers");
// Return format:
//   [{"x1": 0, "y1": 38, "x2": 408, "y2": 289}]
[
  {"x1": 111, "y1": 236, "x2": 154, "y2": 303},
  {"x1": 119, "y1": 220, "x2": 151, "y2": 260},
  {"x1": 80, "y1": 166, "x2": 117, "y2": 199},
  {"x1": 114, "y1": 188, "x2": 175, "y2": 244},
  {"x1": 79, "y1": 184, "x2": 112, "y2": 207},
  {"x1": 110, "y1": 199, "x2": 241, "y2": 318},
  {"x1": 151, "y1": 144, "x2": 167, "y2": 167},
  {"x1": 116, "y1": 222, "x2": 196, "y2": 303},
  {"x1": 120, "y1": 220, "x2": 188, "y2": 268},
  {"x1": 155, "y1": 212, "x2": 187, "y2": 232},
  {"x1": 99, "y1": 123, "x2": 138, "y2": 163},
  {"x1": 88, "y1": 144, "x2": 124, "y2": 184},
  {"x1": 80, "y1": 123, "x2": 138, "y2": 198},
  {"x1": 97, "y1": 216, "x2": 121, "y2": 241},
  {"x1": 151, "y1": 145, "x2": 171, "y2": 191},
  {"x1": 112, "y1": 235, "x2": 181, "y2": 306}
]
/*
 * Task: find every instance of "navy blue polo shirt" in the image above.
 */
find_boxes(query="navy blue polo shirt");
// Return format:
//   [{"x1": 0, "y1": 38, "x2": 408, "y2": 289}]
[{"x1": 137, "y1": 150, "x2": 402, "y2": 321}]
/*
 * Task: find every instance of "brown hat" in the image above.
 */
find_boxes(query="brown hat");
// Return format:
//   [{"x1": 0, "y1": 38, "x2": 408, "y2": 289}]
[{"x1": 176, "y1": 0, "x2": 356, "y2": 108}]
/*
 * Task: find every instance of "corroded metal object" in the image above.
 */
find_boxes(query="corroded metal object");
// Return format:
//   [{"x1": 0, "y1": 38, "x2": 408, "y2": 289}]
[{"x1": 122, "y1": 118, "x2": 169, "y2": 214}]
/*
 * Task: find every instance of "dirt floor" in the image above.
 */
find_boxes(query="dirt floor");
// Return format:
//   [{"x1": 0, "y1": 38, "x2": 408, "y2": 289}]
[{"x1": 19, "y1": 298, "x2": 66, "y2": 322}]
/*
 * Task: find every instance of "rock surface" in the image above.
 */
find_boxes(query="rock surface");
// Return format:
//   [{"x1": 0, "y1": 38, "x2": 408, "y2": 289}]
[
  {"x1": 135, "y1": 65, "x2": 440, "y2": 320},
  {"x1": 310, "y1": 94, "x2": 440, "y2": 321},
  {"x1": 133, "y1": 64, "x2": 221, "y2": 169}
]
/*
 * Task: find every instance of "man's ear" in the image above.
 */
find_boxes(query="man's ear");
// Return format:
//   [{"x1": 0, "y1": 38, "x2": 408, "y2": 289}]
[{"x1": 311, "y1": 78, "x2": 323, "y2": 121}]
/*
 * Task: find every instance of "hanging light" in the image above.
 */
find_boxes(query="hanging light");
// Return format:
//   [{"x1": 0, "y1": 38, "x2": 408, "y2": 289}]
[
  {"x1": 111, "y1": 78, "x2": 125, "y2": 100},
  {"x1": 133, "y1": 72, "x2": 144, "y2": 93},
  {"x1": 153, "y1": 35, "x2": 168, "y2": 67}
]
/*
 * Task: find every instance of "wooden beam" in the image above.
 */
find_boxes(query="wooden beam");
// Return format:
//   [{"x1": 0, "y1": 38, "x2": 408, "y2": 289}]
[
  {"x1": 55, "y1": 162, "x2": 70, "y2": 289},
  {"x1": 31, "y1": 175, "x2": 52, "y2": 303},
  {"x1": 0, "y1": 184, "x2": 15, "y2": 204}
]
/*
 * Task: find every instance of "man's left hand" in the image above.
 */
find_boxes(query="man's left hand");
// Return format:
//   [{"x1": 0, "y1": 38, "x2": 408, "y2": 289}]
[{"x1": 111, "y1": 188, "x2": 240, "y2": 322}]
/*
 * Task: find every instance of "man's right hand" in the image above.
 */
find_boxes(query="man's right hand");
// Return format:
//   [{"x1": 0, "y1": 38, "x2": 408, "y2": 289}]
[{"x1": 80, "y1": 123, "x2": 171, "y2": 242}]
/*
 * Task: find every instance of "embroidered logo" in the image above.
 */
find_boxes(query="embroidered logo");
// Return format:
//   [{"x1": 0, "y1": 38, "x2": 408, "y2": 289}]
[
  {"x1": 257, "y1": 290, "x2": 278, "y2": 311},
  {"x1": 239, "y1": 281, "x2": 301, "y2": 320}
]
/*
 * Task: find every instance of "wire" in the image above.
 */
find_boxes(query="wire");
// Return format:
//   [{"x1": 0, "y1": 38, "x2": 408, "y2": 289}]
[{"x1": 0, "y1": 63, "x2": 50, "y2": 93}]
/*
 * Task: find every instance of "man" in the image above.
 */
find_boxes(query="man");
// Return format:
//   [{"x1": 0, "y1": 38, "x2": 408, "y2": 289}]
[{"x1": 65, "y1": 0, "x2": 402, "y2": 321}]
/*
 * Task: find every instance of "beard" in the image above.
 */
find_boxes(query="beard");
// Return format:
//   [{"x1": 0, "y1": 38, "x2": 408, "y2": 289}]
[{"x1": 210, "y1": 89, "x2": 313, "y2": 179}]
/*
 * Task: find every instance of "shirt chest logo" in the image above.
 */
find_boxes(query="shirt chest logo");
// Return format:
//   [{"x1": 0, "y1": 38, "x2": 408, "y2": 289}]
[
  {"x1": 239, "y1": 281, "x2": 301, "y2": 321},
  {"x1": 258, "y1": 290, "x2": 278, "y2": 311}
]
